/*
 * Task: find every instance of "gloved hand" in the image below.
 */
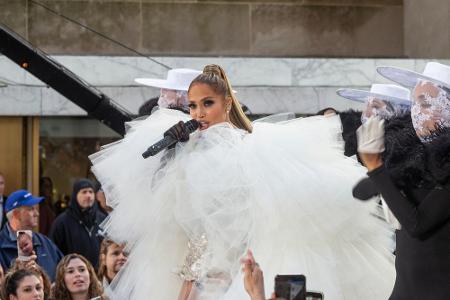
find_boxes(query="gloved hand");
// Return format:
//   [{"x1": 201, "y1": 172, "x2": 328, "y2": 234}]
[
  {"x1": 357, "y1": 116, "x2": 385, "y2": 154},
  {"x1": 164, "y1": 121, "x2": 191, "y2": 143},
  {"x1": 352, "y1": 177, "x2": 379, "y2": 201}
]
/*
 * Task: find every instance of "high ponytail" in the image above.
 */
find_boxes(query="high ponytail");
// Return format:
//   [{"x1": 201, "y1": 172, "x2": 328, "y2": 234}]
[{"x1": 189, "y1": 64, "x2": 253, "y2": 133}]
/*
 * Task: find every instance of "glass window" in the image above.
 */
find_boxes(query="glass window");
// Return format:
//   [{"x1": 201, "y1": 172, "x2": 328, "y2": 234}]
[{"x1": 39, "y1": 117, "x2": 120, "y2": 214}]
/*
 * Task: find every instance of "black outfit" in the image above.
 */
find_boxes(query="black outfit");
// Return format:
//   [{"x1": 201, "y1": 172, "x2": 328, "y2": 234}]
[
  {"x1": 366, "y1": 116, "x2": 450, "y2": 300},
  {"x1": 338, "y1": 109, "x2": 362, "y2": 158},
  {"x1": 49, "y1": 179, "x2": 106, "y2": 268}
]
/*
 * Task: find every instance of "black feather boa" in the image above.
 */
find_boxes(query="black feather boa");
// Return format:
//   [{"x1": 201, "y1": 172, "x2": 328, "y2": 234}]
[
  {"x1": 339, "y1": 110, "x2": 362, "y2": 158},
  {"x1": 382, "y1": 114, "x2": 450, "y2": 189},
  {"x1": 425, "y1": 127, "x2": 450, "y2": 185}
]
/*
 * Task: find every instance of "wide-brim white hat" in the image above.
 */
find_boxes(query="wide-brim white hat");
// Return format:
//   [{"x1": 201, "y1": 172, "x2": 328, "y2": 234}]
[
  {"x1": 135, "y1": 68, "x2": 202, "y2": 91},
  {"x1": 336, "y1": 84, "x2": 411, "y2": 106},
  {"x1": 377, "y1": 62, "x2": 450, "y2": 90}
]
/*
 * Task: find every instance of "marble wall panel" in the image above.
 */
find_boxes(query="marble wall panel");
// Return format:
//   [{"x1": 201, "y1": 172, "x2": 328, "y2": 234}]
[
  {"x1": 4, "y1": 56, "x2": 450, "y2": 89},
  {"x1": 40, "y1": 88, "x2": 87, "y2": 115},
  {"x1": 0, "y1": 86, "x2": 42, "y2": 115}
]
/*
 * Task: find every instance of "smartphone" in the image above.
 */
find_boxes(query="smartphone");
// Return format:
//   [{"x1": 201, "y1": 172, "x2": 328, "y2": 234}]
[
  {"x1": 16, "y1": 230, "x2": 33, "y2": 261},
  {"x1": 306, "y1": 291, "x2": 324, "y2": 300},
  {"x1": 274, "y1": 274, "x2": 306, "y2": 300}
]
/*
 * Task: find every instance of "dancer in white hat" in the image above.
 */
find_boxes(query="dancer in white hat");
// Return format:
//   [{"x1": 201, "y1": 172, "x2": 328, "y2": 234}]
[
  {"x1": 337, "y1": 83, "x2": 411, "y2": 124},
  {"x1": 355, "y1": 62, "x2": 450, "y2": 299},
  {"x1": 338, "y1": 84, "x2": 412, "y2": 230},
  {"x1": 135, "y1": 68, "x2": 201, "y2": 111},
  {"x1": 378, "y1": 62, "x2": 450, "y2": 141}
]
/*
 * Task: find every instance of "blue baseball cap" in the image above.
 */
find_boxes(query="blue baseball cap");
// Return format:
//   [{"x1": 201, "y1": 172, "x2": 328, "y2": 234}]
[{"x1": 5, "y1": 189, "x2": 44, "y2": 213}]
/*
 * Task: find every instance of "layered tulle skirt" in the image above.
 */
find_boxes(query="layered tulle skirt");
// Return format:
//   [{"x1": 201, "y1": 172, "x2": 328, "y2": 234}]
[{"x1": 90, "y1": 109, "x2": 395, "y2": 299}]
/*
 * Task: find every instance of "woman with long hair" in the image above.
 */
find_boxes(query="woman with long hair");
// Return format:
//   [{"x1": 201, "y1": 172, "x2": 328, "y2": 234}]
[
  {"x1": 7, "y1": 262, "x2": 51, "y2": 300},
  {"x1": 2, "y1": 269, "x2": 44, "y2": 300},
  {"x1": 97, "y1": 239, "x2": 127, "y2": 290},
  {"x1": 52, "y1": 254, "x2": 103, "y2": 300},
  {"x1": 91, "y1": 64, "x2": 395, "y2": 299}
]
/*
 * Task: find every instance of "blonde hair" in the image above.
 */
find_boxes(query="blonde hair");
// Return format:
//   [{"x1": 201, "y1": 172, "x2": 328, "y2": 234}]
[
  {"x1": 98, "y1": 239, "x2": 126, "y2": 283},
  {"x1": 188, "y1": 64, "x2": 253, "y2": 133}
]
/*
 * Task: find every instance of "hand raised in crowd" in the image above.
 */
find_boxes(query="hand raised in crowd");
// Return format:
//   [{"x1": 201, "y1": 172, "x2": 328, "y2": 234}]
[
  {"x1": 242, "y1": 250, "x2": 266, "y2": 300},
  {"x1": 357, "y1": 116, "x2": 385, "y2": 171},
  {"x1": 15, "y1": 250, "x2": 38, "y2": 270}
]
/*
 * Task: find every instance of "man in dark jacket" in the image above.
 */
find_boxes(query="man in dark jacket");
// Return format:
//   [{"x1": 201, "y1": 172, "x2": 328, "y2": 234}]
[
  {"x1": 0, "y1": 189, "x2": 63, "y2": 281},
  {"x1": 49, "y1": 179, "x2": 106, "y2": 268}
]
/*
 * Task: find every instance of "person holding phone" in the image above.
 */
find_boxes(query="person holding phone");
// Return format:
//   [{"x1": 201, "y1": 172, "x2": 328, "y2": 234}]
[
  {"x1": 52, "y1": 254, "x2": 104, "y2": 300},
  {"x1": 0, "y1": 190, "x2": 63, "y2": 282},
  {"x1": 91, "y1": 64, "x2": 395, "y2": 299},
  {"x1": 17, "y1": 231, "x2": 34, "y2": 260}
]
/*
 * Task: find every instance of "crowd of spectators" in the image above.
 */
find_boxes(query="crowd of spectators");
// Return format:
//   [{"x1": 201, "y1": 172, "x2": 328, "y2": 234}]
[{"x1": 0, "y1": 173, "x2": 127, "y2": 300}]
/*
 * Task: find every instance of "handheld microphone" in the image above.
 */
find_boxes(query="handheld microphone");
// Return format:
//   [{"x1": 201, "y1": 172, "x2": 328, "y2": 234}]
[{"x1": 142, "y1": 119, "x2": 199, "y2": 159}]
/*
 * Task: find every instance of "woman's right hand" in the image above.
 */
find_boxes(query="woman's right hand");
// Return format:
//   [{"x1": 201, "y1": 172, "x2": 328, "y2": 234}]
[
  {"x1": 357, "y1": 116, "x2": 385, "y2": 171},
  {"x1": 164, "y1": 121, "x2": 191, "y2": 143}
]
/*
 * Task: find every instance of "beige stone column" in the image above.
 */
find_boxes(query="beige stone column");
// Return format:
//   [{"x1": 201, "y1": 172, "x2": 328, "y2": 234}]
[{"x1": 404, "y1": 0, "x2": 450, "y2": 58}]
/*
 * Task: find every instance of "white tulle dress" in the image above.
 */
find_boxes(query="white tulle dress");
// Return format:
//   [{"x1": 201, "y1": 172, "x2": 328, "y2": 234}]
[{"x1": 90, "y1": 109, "x2": 395, "y2": 300}]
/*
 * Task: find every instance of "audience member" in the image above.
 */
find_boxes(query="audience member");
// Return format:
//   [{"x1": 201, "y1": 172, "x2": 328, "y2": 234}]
[
  {"x1": 0, "y1": 172, "x2": 7, "y2": 229},
  {"x1": 52, "y1": 254, "x2": 103, "y2": 300},
  {"x1": 97, "y1": 240, "x2": 127, "y2": 289},
  {"x1": 8, "y1": 261, "x2": 51, "y2": 299},
  {"x1": 316, "y1": 107, "x2": 338, "y2": 116},
  {"x1": 135, "y1": 68, "x2": 201, "y2": 113},
  {"x1": 50, "y1": 179, "x2": 106, "y2": 268},
  {"x1": 242, "y1": 250, "x2": 266, "y2": 300},
  {"x1": 0, "y1": 190, "x2": 63, "y2": 281},
  {"x1": 38, "y1": 178, "x2": 56, "y2": 236},
  {"x1": 0, "y1": 264, "x2": 4, "y2": 292},
  {"x1": 94, "y1": 184, "x2": 111, "y2": 215},
  {"x1": 1, "y1": 269, "x2": 45, "y2": 300},
  {"x1": 53, "y1": 195, "x2": 69, "y2": 216}
]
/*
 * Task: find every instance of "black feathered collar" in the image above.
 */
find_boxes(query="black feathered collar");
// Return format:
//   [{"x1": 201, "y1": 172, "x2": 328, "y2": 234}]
[
  {"x1": 383, "y1": 114, "x2": 450, "y2": 189},
  {"x1": 339, "y1": 109, "x2": 362, "y2": 158},
  {"x1": 425, "y1": 127, "x2": 450, "y2": 185}
]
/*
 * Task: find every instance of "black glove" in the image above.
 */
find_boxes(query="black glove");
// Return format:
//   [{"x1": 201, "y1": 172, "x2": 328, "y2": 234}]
[
  {"x1": 352, "y1": 177, "x2": 380, "y2": 201},
  {"x1": 164, "y1": 121, "x2": 190, "y2": 144}
]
